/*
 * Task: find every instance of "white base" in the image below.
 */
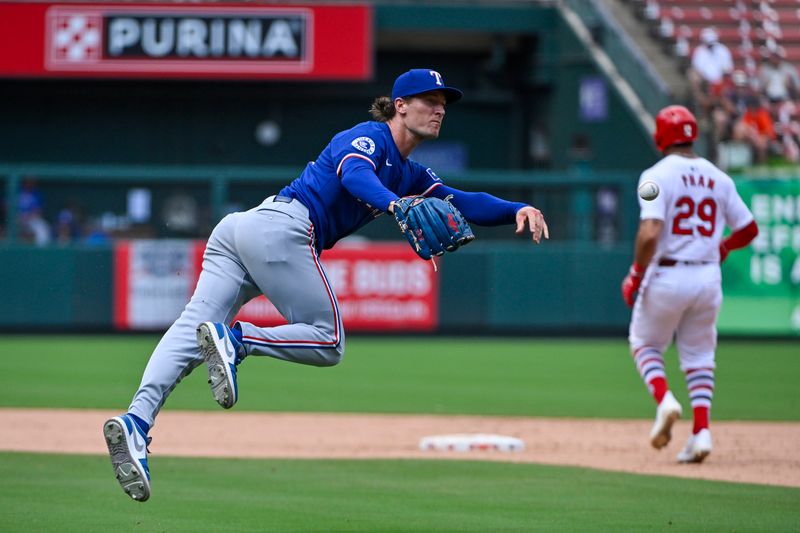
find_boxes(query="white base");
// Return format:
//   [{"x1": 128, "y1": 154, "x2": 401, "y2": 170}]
[{"x1": 419, "y1": 433, "x2": 525, "y2": 452}]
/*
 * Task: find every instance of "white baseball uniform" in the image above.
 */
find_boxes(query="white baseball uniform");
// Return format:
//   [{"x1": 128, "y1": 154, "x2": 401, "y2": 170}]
[{"x1": 629, "y1": 154, "x2": 754, "y2": 370}]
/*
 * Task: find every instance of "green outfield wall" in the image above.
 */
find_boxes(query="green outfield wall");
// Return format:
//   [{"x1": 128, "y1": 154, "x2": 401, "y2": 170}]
[
  {"x1": 1, "y1": 233, "x2": 796, "y2": 336},
  {"x1": 716, "y1": 178, "x2": 800, "y2": 334},
  {"x1": 1, "y1": 164, "x2": 797, "y2": 335},
  {"x1": 0, "y1": 243, "x2": 632, "y2": 333},
  {"x1": 0, "y1": 246, "x2": 112, "y2": 328}
]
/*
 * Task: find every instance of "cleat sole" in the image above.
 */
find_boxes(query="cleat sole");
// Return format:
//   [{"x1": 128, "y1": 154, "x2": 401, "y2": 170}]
[
  {"x1": 197, "y1": 324, "x2": 235, "y2": 409},
  {"x1": 103, "y1": 419, "x2": 150, "y2": 502}
]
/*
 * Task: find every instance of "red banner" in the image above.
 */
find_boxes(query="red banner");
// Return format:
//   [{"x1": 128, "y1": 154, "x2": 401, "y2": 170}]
[
  {"x1": 0, "y1": 2, "x2": 372, "y2": 80},
  {"x1": 114, "y1": 240, "x2": 438, "y2": 332},
  {"x1": 234, "y1": 243, "x2": 439, "y2": 331}
]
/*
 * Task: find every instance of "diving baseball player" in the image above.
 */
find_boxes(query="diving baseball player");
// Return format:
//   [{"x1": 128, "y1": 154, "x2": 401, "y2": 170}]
[
  {"x1": 621, "y1": 105, "x2": 758, "y2": 463},
  {"x1": 103, "y1": 69, "x2": 549, "y2": 501}
]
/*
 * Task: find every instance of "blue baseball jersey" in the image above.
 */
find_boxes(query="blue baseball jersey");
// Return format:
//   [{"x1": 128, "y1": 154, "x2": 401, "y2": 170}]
[{"x1": 280, "y1": 121, "x2": 443, "y2": 252}]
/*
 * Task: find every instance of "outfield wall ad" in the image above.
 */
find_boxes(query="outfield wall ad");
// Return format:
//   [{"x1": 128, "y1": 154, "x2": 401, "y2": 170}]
[
  {"x1": 113, "y1": 241, "x2": 439, "y2": 332},
  {"x1": 718, "y1": 179, "x2": 800, "y2": 335}
]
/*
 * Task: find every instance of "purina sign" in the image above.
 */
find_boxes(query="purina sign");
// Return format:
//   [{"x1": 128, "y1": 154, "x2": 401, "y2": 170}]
[
  {"x1": 0, "y1": 2, "x2": 372, "y2": 79},
  {"x1": 46, "y1": 7, "x2": 310, "y2": 71}
]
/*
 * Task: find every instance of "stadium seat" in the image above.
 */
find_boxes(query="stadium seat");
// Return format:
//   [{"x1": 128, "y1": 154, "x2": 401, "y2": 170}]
[
  {"x1": 624, "y1": 0, "x2": 800, "y2": 166},
  {"x1": 639, "y1": 0, "x2": 800, "y2": 76}
]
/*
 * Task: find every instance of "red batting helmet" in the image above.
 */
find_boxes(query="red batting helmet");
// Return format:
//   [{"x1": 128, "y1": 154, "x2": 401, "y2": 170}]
[{"x1": 653, "y1": 105, "x2": 697, "y2": 152}]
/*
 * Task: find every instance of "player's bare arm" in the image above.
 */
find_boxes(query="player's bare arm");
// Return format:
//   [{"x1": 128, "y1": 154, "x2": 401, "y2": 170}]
[
  {"x1": 515, "y1": 205, "x2": 549, "y2": 244},
  {"x1": 621, "y1": 218, "x2": 662, "y2": 306},
  {"x1": 633, "y1": 218, "x2": 662, "y2": 267}
]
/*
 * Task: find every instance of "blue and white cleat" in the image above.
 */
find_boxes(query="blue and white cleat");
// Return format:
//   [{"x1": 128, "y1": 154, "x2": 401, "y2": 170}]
[
  {"x1": 103, "y1": 414, "x2": 151, "y2": 502},
  {"x1": 197, "y1": 321, "x2": 243, "y2": 409}
]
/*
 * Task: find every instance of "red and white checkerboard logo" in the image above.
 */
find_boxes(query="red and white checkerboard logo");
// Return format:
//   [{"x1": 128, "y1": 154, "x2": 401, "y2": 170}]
[{"x1": 51, "y1": 12, "x2": 102, "y2": 63}]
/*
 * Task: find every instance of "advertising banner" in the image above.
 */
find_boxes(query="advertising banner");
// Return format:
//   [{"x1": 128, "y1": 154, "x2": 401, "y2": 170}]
[
  {"x1": 114, "y1": 240, "x2": 438, "y2": 332},
  {"x1": 113, "y1": 239, "x2": 204, "y2": 330},
  {"x1": 234, "y1": 243, "x2": 439, "y2": 331},
  {"x1": 718, "y1": 178, "x2": 800, "y2": 335},
  {"x1": 0, "y1": 2, "x2": 372, "y2": 80}
]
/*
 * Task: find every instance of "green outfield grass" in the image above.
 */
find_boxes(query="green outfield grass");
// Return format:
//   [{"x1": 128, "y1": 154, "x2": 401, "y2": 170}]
[
  {"x1": 1, "y1": 452, "x2": 798, "y2": 532},
  {"x1": 1, "y1": 336, "x2": 798, "y2": 531},
  {"x1": 0, "y1": 336, "x2": 797, "y2": 420}
]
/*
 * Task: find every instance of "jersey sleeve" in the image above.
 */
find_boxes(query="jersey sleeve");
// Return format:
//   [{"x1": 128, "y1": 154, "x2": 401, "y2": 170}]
[
  {"x1": 329, "y1": 125, "x2": 385, "y2": 177},
  {"x1": 723, "y1": 179, "x2": 754, "y2": 231},
  {"x1": 340, "y1": 159, "x2": 398, "y2": 213},
  {"x1": 431, "y1": 184, "x2": 525, "y2": 226},
  {"x1": 637, "y1": 170, "x2": 666, "y2": 221},
  {"x1": 399, "y1": 161, "x2": 445, "y2": 197}
]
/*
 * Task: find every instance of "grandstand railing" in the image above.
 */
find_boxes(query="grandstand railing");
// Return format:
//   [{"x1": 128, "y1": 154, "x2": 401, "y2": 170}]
[
  {"x1": 0, "y1": 163, "x2": 641, "y2": 245},
  {"x1": 562, "y1": 0, "x2": 671, "y2": 117}
]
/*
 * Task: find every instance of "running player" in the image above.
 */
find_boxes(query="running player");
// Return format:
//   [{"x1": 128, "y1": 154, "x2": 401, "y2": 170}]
[{"x1": 621, "y1": 105, "x2": 758, "y2": 463}]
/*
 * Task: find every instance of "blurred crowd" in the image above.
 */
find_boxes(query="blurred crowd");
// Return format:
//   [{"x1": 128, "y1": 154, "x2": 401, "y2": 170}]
[
  {"x1": 688, "y1": 27, "x2": 800, "y2": 166},
  {"x1": 5, "y1": 178, "x2": 112, "y2": 246},
  {"x1": 0, "y1": 178, "x2": 215, "y2": 245},
  {"x1": 0, "y1": 178, "x2": 162, "y2": 246}
]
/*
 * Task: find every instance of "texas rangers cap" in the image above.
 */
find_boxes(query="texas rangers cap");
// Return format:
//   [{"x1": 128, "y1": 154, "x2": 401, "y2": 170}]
[{"x1": 391, "y1": 69, "x2": 463, "y2": 103}]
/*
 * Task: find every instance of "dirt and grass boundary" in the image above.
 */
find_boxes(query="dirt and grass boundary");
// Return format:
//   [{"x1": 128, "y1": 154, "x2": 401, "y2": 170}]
[{"x1": 2, "y1": 408, "x2": 798, "y2": 488}]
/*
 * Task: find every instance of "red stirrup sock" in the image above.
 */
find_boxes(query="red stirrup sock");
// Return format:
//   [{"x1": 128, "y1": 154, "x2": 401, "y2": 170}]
[
  {"x1": 693, "y1": 406, "x2": 710, "y2": 434},
  {"x1": 649, "y1": 376, "x2": 668, "y2": 404}
]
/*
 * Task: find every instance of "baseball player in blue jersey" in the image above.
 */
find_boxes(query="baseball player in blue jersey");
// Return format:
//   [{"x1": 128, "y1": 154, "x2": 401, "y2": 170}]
[{"x1": 103, "y1": 69, "x2": 549, "y2": 501}]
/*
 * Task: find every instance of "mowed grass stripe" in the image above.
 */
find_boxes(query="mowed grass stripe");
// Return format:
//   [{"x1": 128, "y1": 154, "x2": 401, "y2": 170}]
[
  {"x1": 1, "y1": 452, "x2": 798, "y2": 532},
  {"x1": 0, "y1": 336, "x2": 797, "y2": 420}
]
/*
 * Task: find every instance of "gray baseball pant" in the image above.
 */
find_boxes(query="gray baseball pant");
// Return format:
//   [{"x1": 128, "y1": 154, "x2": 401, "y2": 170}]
[{"x1": 128, "y1": 196, "x2": 344, "y2": 427}]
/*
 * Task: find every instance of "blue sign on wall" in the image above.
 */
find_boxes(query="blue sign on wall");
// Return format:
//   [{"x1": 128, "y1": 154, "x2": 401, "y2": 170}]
[{"x1": 579, "y1": 76, "x2": 608, "y2": 122}]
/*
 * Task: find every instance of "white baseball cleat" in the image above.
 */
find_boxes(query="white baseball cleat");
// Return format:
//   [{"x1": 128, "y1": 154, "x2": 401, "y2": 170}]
[
  {"x1": 197, "y1": 321, "x2": 243, "y2": 409},
  {"x1": 677, "y1": 428, "x2": 712, "y2": 463},
  {"x1": 649, "y1": 390, "x2": 682, "y2": 449},
  {"x1": 103, "y1": 414, "x2": 151, "y2": 502}
]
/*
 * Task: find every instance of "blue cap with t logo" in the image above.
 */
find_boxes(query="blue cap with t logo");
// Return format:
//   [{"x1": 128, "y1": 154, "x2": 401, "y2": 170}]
[{"x1": 391, "y1": 69, "x2": 463, "y2": 103}]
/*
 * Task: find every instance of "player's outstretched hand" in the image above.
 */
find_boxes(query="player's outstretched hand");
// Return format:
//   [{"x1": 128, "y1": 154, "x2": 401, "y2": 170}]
[{"x1": 515, "y1": 206, "x2": 549, "y2": 244}]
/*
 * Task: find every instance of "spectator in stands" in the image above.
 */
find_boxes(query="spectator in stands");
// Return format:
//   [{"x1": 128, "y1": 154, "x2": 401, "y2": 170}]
[
  {"x1": 733, "y1": 95, "x2": 777, "y2": 164},
  {"x1": 161, "y1": 192, "x2": 200, "y2": 237},
  {"x1": 775, "y1": 100, "x2": 800, "y2": 163},
  {"x1": 80, "y1": 212, "x2": 113, "y2": 245},
  {"x1": 83, "y1": 221, "x2": 112, "y2": 245},
  {"x1": 55, "y1": 201, "x2": 84, "y2": 244},
  {"x1": 713, "y1": 69, "x2": 751, "y2": 144},
  {"x1": 757, "y1": 46, "x2": 800, "y2": 104},
  {"x1": 689, "y1": 27, "x2": 733, "y2": 116},
  {"x1": 17, "y1": 177, "x2": 51, "y2": 246}
]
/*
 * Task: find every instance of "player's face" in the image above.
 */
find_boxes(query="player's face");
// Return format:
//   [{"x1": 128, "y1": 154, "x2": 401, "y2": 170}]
[{"x1": 400, "y1": 91, "x2": 447, "y2": 140}]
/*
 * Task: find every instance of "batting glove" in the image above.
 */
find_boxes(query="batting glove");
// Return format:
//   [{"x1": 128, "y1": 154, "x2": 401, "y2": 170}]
[{"x1": 621, "y1": 263, "x2": 645, "y2": 307}]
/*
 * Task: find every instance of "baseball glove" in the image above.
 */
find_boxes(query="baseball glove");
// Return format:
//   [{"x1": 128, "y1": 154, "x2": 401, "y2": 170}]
[{"x1": 393, "y1": 195, "x2": 475, "y2": 260}]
